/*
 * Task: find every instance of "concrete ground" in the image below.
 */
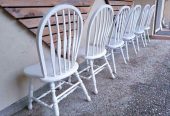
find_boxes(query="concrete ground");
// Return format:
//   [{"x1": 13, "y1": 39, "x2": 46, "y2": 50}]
[{"x1": 14, "y1": 40, "x2": 170, "y2": 116}]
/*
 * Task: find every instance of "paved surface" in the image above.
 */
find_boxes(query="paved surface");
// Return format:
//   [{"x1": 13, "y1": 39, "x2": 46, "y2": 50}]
[{"x1": 14, "y1": 40, "x2": 170, "y2": 116}]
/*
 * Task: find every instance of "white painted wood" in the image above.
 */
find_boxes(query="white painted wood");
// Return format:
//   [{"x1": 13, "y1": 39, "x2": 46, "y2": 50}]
[
  {"x1": 24, "y1": 4, "x2": 91, "y2": 116},
  {"x1": 135, "y1": 4, "x2": 150, "y2": 48},
  {"x1": 28, "y1": 78, "x2": 33, "y2": 110},
  {"x1": 145, "y1": 5, "x2": 156, "y2": 42},
  {"x1": 120, "y1": 47, "x2": 127, "y2": 64},
  {"x1": 125, "y1": 41, "x2": 129, "y2": 61},
  {"x1": 155, "y1": 0, "x2": 165, "y2": 32},
  {"x1": 75, "y1": 71, "x2": 91, "y2": 101},
  {"x1": 123, "y1": 5, "x2": 141, "y2": 60},
  {"x1": 132, "y1": 40, "x2": 137, "y2": 54},
  {"x1": 104, "y1": 55, "x2": 115, "y2": 79},
  {"x1": 32, "y1": 97, "x2": 52, "y2": 109},
  {"x1": 37, "y1": 82, "x2": 65, "y2": 100},
  {"x1": 80, "y1": 63, "x2": 107, "y2": 80},
  {"x1": 50, "y1": 82, "x2": 59, "y2": 116},
  {"x1": 56, "y1": 82, "x2": 80, "y2": 102},
  {"x1": 111, "y1": 50, "x2": 116, "y2": 73},
  {"x1": 141, "y1": 34, "x2": 146, "y2": 47},
  {"x1": 145, "y1": 5, "x2": 156, "y2": 29},
  {"x1": 136, "y1": 36, "x2": 140, "y2": 51},
  {"x1": 90, "y1": 60, "x2": 98, "y2": 94},
  {"x1": 107, "y1": 6, "x2": 130, "y2": 73},
  {"x1": 79, "y1": 5, "x2": 115, "y2": 94}
]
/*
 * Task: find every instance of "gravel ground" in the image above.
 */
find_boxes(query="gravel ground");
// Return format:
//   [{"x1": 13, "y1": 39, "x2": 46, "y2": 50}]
[{"x1": 13, "y1": 40, "x2": 170, "y2": 116}]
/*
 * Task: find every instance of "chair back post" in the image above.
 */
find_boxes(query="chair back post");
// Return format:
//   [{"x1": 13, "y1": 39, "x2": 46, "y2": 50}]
[
  {"x1": 137, "y1": 4, "x2": 151, "y2": 31},
  {"x1": 145, "y1": 5, "x2": 156, "y2": 29},
  {"x1": 108, "y1": 6, "x2": 130, "y2": 45},
  {"x1": 125, "y1": 5, "x2": 142, "y2": 35},
  {"x1": 36, "y1": 4, "x2": 83, "y2": 78},
  {"x1": 86, "y1": 5, "x2": 114, "y2": 58}
]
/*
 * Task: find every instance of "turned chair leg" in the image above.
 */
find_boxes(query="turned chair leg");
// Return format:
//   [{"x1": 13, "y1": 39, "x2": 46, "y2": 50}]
[
  {"x1": 143, "y1": 31, "x2": 147, "y2": 46},
  {"x1": 140, "y1": 34, "x2": 146, "y2": 47},
  {"x1": 86, "y1": 60, "x2": 90, "y2": 72},
  {"x1": 136, "y1": 36, "x2": 140, "y2": 52},
  {"x1": 50, "y1": 82, "x2": 59, "y2": 116},
  {"x1": 111, "y1": 50, "x2": 116, "y2": 73},
  {"x1": 104, "y1": 55, "x2": 115, "y2": 79},
  {"x1": 58, "y1": 81, "x2": 62, "y2": 90},
  {"x1": 28, "y1": 78, "x2": 33, "y2": 110},
  {"x1": 75, "y1": 71, "x2": 91, "y2": 101},
  {"x1": 67, "y1": 76, "x2": 72, "y2": 83},
  {"x1": 147, "y1": 30, "x2": 151, "y2": 42},
  {"x1": 120, "y1": 47, "x2": 127, "y2": 64},
  {"x1": 90, "y1": 60, "x2": 98, "y2": 94},
  {"x1": 132, "y1": 39, "x2": 137, "y2": 55},
  {"x1": 125, "y1": 41, "x2": 129, "y2": 61}
]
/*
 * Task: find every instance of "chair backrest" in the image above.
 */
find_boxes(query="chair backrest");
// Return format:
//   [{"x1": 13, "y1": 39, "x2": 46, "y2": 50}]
[
  {"x1": 86, "y1": 5, "x2": 114, "y2": 57},
  {"x1": 136, "y1": 4, "x2": 150, "y2": 31},
  {"x1": 108, "y1": 6, "x2": 130, "y2": 45},
  {"x1": 145, "y1": 5, "x2": 156, "y2": 29},
  {"x1": 125, "y1": 5, "x2": 141, "y2": 35},
  {"x1": 37, "y1": 4, "x2": 83, "y2": 77}
]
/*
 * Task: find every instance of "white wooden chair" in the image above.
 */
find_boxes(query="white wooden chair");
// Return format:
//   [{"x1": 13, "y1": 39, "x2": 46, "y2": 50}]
[
  {"x1": 24, "y1": 4, "x2": 91, "y2": 116},
  {"x1": 135, "y1": 4, "x2": 150, "y2": 50},
  {"x1": 144, "y1": 5, "x2": 156, "y2": 43},
  {"x1": 123, "y1": 5, "x2": 141, "y2": 61},
  {"x1": 107, "y1": 6, "x2": 130, "y2": 73},
  {"x1": 79, "y1": 5, "x2": 115, "y2": 94}
]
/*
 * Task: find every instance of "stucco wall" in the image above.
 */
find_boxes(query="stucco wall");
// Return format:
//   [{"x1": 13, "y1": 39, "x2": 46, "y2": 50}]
[
  {"x1": 0, "y1": 8, "x2": 50, "y2": 111},
  {"x1": 0, "y1": 0, "x2": 105, "y2": 111},
  {"x1": 164, "y1": 0, "x2": 170, "y2": 24},
  {"x1": 134, "y1": 0, "x2": 156, "y2": 6}
]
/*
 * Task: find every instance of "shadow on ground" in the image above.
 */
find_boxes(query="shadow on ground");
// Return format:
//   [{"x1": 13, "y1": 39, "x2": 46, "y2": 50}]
[{"x1": 14, "y1": 40, "x2": 170, "y2": 116}]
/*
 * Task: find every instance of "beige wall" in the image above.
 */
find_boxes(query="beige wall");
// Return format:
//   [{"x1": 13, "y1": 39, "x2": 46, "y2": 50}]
[
  {"x1": 0, "y1": 8, "x2": 50, "y2": 111},
  {"x1": 164, "y1": 0, "x2": 170, "y2": 24},
  {"x1": 134, "y1": 0, "x2": 156, "y2": 6},
  {"x1": 0, "y1": 0, "x2": 106, "y2": 111}
]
